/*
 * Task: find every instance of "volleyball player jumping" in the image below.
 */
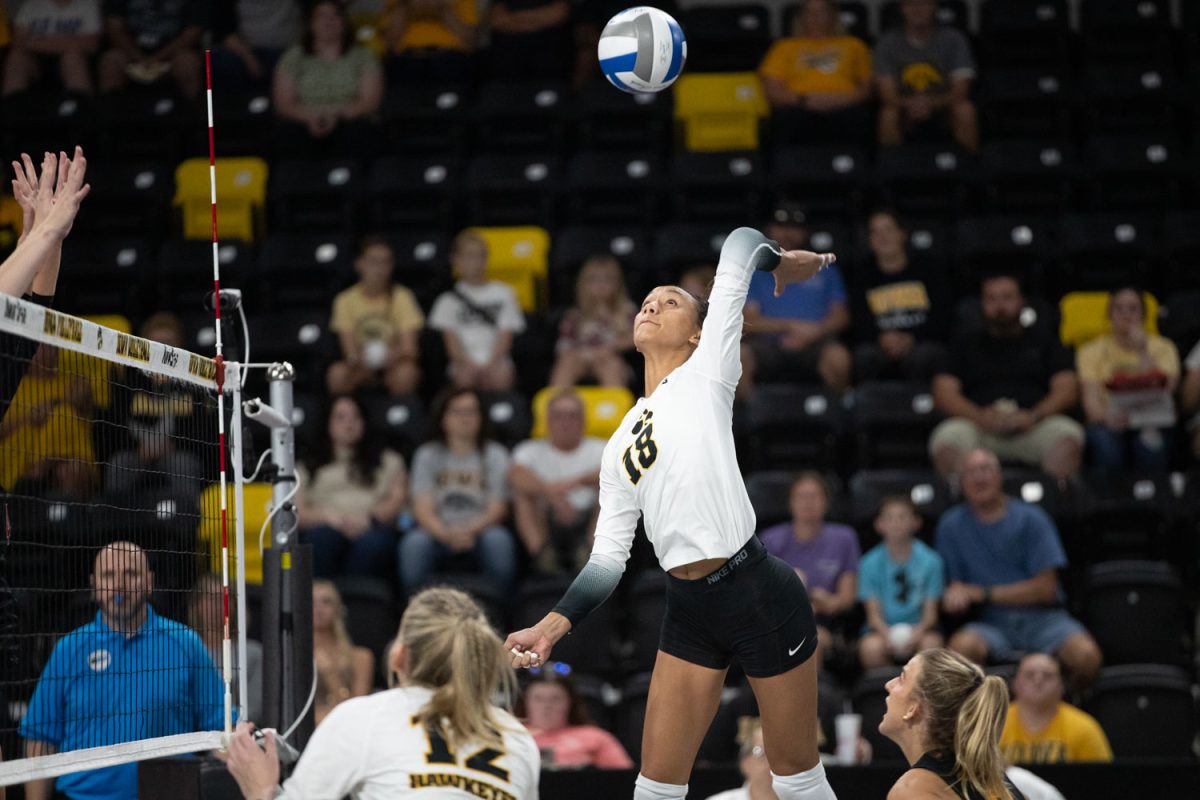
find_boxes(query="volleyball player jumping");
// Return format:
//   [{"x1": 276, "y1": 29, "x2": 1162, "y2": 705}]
[{"x1": 505, "y1": 228, "x2": 839, "y2": 800}]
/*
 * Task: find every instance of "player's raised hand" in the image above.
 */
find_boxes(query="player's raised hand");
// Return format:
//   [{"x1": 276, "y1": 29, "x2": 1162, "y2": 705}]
[
  {"x1": 504, "y1": 627, "x2": 553, "y2": 670},
  {"x1": 773, "y1": 250, "x2": 836, "y2": 297},
  {"x1": 11, "y1": 153, "x2": 39, "y2": 236},
  {"x1": 34, "y1": 146, "x2": 90, "y2": 241}
]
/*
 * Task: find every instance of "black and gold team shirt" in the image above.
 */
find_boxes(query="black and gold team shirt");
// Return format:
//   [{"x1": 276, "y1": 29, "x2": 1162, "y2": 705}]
[{"x1": 873, "y1": 26, "x2": 976, "y2": 97}]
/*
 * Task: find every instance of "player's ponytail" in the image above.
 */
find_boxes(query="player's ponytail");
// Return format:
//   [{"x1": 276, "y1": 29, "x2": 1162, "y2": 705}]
[
  {"x1": 954, "y1": 674, "x2": 1009, "y2": 800},
  {"x1": 916, "y1": 648, "x2": 1009, "y2": 800},
  {"x1": 400, "y1": 587, "x2": 517, "y2": 752}
]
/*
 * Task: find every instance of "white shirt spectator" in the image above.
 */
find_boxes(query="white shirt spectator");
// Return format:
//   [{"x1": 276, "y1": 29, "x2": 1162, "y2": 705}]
[
  {"x1": 15, "y1": 0, "x2": 102, "y2": 36},
  {"x1": 512, "y1": 436, "x2": 606, "y2": 513},
  {"x1": 429, "y1": 281, "x2": 526, "y2": 366}
]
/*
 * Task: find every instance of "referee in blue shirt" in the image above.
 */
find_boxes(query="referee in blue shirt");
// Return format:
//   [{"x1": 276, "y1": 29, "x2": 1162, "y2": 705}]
[{"x1": 20, "y1": 541, "x2": 225, "y2": 800}]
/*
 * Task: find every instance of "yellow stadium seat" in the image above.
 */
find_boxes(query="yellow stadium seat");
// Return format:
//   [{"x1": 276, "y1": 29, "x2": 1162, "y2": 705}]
[
  {"x1": 198, "y1": 482, "x2": 274, "y2": 585},
  {"x1": 469, "y1": 226, "x2": 551, "y2": 313},
  {"x1": 531, "y1": 386, "x2": 636, "y2": 440},
  {"x1": 673, "y1": 72, "x2": 768, "y2": 152},
  {"x1": 175, "y1": 157, "x2": 267, "y2": 242},
  {"x1": 1059, "y1": 291, "x2": 1159, "y2": 349}
]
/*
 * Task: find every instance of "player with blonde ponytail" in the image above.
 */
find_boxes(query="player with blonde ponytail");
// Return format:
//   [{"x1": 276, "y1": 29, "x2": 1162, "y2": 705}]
[
  {"x1": 881, "y1": 648, "x2": 1025, "y2": 800},
  {"x1": 225, "y1": 587, "x2": 540, "y2": 799}
]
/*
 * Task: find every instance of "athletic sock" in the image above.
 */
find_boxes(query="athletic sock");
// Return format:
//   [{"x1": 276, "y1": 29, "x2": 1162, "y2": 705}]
[
  {"x1": 771, "y1": 761, "x2": 838, "y2": 800},
  {"x1": 633, "y1": 773, "x2": 688, "y2": 800}
]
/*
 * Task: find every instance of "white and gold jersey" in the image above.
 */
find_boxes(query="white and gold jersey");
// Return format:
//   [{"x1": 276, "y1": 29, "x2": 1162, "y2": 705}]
[
  {"x1": 591, "y1": 227, "x2": 781, "y2": 572},
  {"x1": 278, "y1": 686, "x2": 540, "y2": 800}
]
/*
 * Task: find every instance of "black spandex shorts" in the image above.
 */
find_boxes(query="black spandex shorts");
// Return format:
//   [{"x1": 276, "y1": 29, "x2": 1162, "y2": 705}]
[{"x1": 659, "y1": 535, "x2": 819, "y2": 677}]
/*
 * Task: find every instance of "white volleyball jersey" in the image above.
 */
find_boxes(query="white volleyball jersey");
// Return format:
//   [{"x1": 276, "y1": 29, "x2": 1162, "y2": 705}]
[
  {"x1": 278, "y1": 686, "x2": 540, "y2": 800},
  {"x1": 591, "y1": 230, "x2": 778, "y2": 571}
]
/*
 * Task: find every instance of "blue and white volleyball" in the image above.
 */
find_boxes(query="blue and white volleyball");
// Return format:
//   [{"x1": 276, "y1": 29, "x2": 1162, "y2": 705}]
[{"x1": 598, "y1": 7, "x2": 687, "y2": 94}]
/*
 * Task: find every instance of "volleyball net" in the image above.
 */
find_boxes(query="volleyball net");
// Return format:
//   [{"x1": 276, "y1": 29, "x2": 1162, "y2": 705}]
[{"x1": 0, "y1": 294, "x2": 252, "y2": 788}]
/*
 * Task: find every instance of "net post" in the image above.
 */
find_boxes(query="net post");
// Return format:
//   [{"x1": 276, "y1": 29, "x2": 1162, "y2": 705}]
[{"x1": 229, "y1": 363, "x2": 250, "y2": 725}]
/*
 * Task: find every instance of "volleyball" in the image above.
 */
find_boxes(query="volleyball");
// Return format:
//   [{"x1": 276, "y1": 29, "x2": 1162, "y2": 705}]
[{"x1": 598, "y1": 6, "x2": 687, "y2": 94}]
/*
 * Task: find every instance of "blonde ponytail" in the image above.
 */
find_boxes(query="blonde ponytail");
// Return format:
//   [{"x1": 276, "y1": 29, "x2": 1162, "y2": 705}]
[
  {"x1": 953, "y1": 675, "x2": 1009, "y2": 800},
  {"x1": 915, "y1": 649, "x2": 1010, "y2": 800},
  {"x1": 399, "y1": 587, "x2": 518, "y2": 752}
]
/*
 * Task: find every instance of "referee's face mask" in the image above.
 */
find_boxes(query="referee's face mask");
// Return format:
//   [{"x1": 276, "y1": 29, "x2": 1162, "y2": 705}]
[{"x1": 634, "y1": 287, "x2": 702, "y2": 352}]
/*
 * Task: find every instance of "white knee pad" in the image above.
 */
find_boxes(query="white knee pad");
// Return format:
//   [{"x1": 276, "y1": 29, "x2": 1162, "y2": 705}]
[
  {"x1": 771, "y1": 761, "x2": 838, "y2": 800},
  {"x1": 634, "y1": 773, "x2": 688, "y2": 800}
]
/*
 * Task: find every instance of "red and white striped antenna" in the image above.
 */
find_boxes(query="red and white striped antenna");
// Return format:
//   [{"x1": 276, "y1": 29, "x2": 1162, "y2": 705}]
[{"x1": 204, "y1": 48, "x2": 234, "y2": 737}]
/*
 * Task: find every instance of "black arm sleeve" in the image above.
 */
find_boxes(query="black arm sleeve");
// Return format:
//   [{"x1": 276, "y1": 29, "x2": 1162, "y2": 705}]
[
  {"x1": 0, "y1": 293, "x2": 53, "y2": 423},
  {"x1": 550, "y1": 557, "x2": 624, "y2": 627}
]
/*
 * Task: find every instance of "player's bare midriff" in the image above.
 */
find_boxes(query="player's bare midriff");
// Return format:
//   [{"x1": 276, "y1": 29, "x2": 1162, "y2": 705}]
[{"x1": 668, "y1": 557, "x2": 729, "y2": 580}]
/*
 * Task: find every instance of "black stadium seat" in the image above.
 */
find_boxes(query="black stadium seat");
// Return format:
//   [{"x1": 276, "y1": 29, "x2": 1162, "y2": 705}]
[
  {"x1": 1084, "y1": 665, "x2": 1195, "y2": 758},
  {"x1": 745, "y1": 470, "x2": 797, "y2": 532},
  {"x1": 1085, "y1": 134, "x2": 1190, "y2": 213},
  {"x1": 380, "y1": 83, "x2": 472, "y2": 156},
  {"x1": 746, "y1": 385, "x2": 844, "y2": 472},
  {"x1": 572, "y1": 79, "x2": 673, "y2": 153},
  {"x1": 366, "y1": 156, "x2": 460, "y2": 233},
  {"x1": 475, "y1": 81, "x2": 570, "y2": 155},
  {"x1": 852, "y1": 381, "x2": 943, "y2": 469},
  {"x1": 256, "y1": 233, "x2": 353, "y2": 310},
  {"x1": 978, "y1": 139, "x2": 1077, "y2": 215},
  {"x1": 549, "y1": 225, "x2": 654, "y2": 306},
  {"x1": 768, "y1": 145, "x2": 868, "y2": 219},
  {"x1": 852, "y1": 667, "x2": 905, "y2": 763},
  {"x1": 334, "y1": 577, "x2": 399, "y2": 689},
  {"x1": 978, "y1": 0, "x2": 1071, "y2": 68},
  {"x1": 269, "y1": 158, "x2": 364, "y2": 233},
  {"x1": 679, "y1": 4, "x2": 772, "y2": 72},
  {"x1": 563, "y1": 151, "x2": 664, "y2": 226},
  {"x1": 361, "y1": 393, "x2": 429, "y2": 461},
  {"x1": 669, "y1": 151, "x2": 765, "y2": 222},
  {"x1": 464, "y1": 154, "x2": 562, "y2": 227},
  {"x1": 1085, "y1": 561, "x2": 1188, "y2": 667}
]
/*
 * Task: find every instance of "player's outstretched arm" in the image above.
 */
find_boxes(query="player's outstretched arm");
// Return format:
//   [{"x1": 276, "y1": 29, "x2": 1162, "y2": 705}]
[
  {"x1": 0, "y1": 148, "x2": 89, "y2": 297},
  {"x1": 504, "y1": 612, "x2": 573, "y2": 669},
  {"x1": 770, "y1": 250, "x2": 836, "y2": 297}
]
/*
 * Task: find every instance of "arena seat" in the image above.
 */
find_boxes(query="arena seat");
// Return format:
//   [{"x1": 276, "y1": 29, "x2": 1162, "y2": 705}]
[
  {"x1": 978, "y1": 0, "x2": 1071, "y2": 69},
  {"x1": 977, "y1": 139, "x2": 1077, "y2": 214},
  {"x1": 746, "y1": 384, "x2": 844, "y2": 472},
  {"x1": 256, "y1": 232, "x2": 353, "y2": 310},
  {"x1": 673, "y1": 72, "x2": 768, "y2": 152},
  {"x1": 475, "y1": 81, "x2": 570, "y2": 155},
  {"x1": 852, "y1": 667, "x2": 905, "y2": 763},
  {"x1": 1058, "y1": 290, "x2": 1160, "y2": 349},
  {"x1": 852, "y1": 381, "x2": 943, "y2": 469},
  {"x1": 57, "y1": 236, "x2": 153, "y2": 317},
  {"x1": 1162, "y1": 213, "x2": 1200, "y2": 292},
  {"x1": 464, "y1": 154, "x2": 562, "y2": 228},
  {"x1": 679, "y1": 5, "x2": 771, "y2": 72},
  {"x1": 380, "y1": 83, "x2": 472, "y2": 157},
  {"x1": 563, "y1": 151, "x2": 664, "y2": 226},
  {"x1": 1082, "y1": 65, "x2": 1182, "y2": 135},
  {"x1": 1056, "y1": 213, "x2": 1158, "y2": 294},
  {"x1": 479, "y1": 390, "x2": 533, "y2": 449},
  {"x1": 530, "y1": 385, "x2": 634, "y2": 441},
  {"x1": 156, "y1": 239, "x2": 252, "y2": 312},
  {"x1": 1080, "y1": 0, "x2": 1173, "y2": 65},
  {"x1": 268, "y1": 158, "x2": 364, "y2": 233},
  {"x1": 669, "y1": 151, "x2": 766, "y2": 222},
  {"x1": 470, "y1": 225, "x2": 551, "y2": 314},
  {"x1": 174, "y1": 156, "x2": 267, "y2": 243},
  {"x1": 767, "y1": 145, "x2": 868, "y2": 219},
  {"x1": 875, "y1": 143, "x2": 975, "y2": 218},
  {"x1": 333, "y1": 577, "x2": 398, "y2": 689},
  {"x1": 360, "y1": 393, "x2": 429, "y2": 461},
  {"x1": 549, "y1": 225, "x2": 653, "y2": 306},
  {"x1": 366, "y1": 155, "x2": 460, "y2": 233},
  {"x1": 1084, "y1": 664, "x2": 1195, "y2": 758},
  {"x1": 1085, "y1": 561, "x2": 1188, "y2": 667},
  {"x1": 847, "y1": 468, "x2": 951, "y2": 535},
  {"x1": 85, "y1": 160, "x2": 172, "y2": 236},
  {"x1": 198, "y1": 482, "x2": 274, "y2": 585},
  {"x1": 573, "y1": 78, "x2": 673, "y2": 153}
]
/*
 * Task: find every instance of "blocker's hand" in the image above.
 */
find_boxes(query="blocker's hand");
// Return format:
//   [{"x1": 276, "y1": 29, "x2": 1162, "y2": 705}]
[{"x1": 773, "y1": 250, "x2": 836, "y2": 297}]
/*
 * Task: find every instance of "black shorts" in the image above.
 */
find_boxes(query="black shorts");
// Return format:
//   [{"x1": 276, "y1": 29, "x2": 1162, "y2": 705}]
[{"x1": 659, "y1": 536, "x2": 819, "y2": 677}]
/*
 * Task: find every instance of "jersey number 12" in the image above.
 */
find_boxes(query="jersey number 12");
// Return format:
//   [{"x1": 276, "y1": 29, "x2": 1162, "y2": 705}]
[
  {"x1": 418, "y1": 719, "x2": 509, "y2": 781},
  {"x1": 622, "y1": 410, "x2": 658, "y2": 485}
]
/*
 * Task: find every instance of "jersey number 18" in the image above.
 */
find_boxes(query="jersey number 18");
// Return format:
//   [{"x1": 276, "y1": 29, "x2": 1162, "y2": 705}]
[{"x1": 622, "y1": 410, "x2": 658, "y2": 485}]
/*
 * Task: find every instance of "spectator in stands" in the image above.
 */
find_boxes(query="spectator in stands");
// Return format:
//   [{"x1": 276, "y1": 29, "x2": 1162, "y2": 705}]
[
  {"x1": 759, "y1": 0, "x2": 873, "y2": 145},
  {"x1": 1183, "y1": 339, "x2": 1200, "y2": 462},
  {"x1": 851, "y1": 209, "x2": 950, "y2": 383},
  {"x1": 189, "y1": 573, "x2": 263, "y2": 724},
  {"x1": 21, "y1": 541, "x2": 224, "y2": 800},
  {"x1": 0, "y1": 344, "x2": 95, "y2": 499},
  {"x1": 1000, "y1": 653, "x2": 1113, "y2": 765},
  {"x1": 381, "y1": 0, "x2": 478, "y2": 84},
  {"x1": 930, "y1": 273, "x2": 1082, "y2": 482},
  {"x1": 678, "y1": 264, "x2": 715, "y2": 301},
  {"x1": 326, "y1": 236, "x2": 424, "y2": 397},
  {"x1": 105, "y1": 312, "x2": 205, "y2": 500},
  {"x1": 858, "y1": 495, "x2": 944, "y2": 670},
  {"x1": 874, "y1": 0, "x2": 978, "y2": 153},
  {"x1": 702, "y1": 719, "x2": 776, "y2": 800},
  {"x1": 509, "y1": 388, "x2": 605, "y2": 574},
  {"x1": 313, "y1": 579, "x2": 374, "y2": 726},
  {"x1": 98, "y1": 0, "x2": 203, "y2": 98},
  {"x1": 760, "y1": 472, "x2": 859, "y2": 666},
  {"x1": 211, "y1": 0, "x2": 303, "y2": 89},
  {"x1": 937, "y1": 448, "x2": 1102, "y2": 690},
  {"x1": 296, "y1": 394, "x2": 406, "y2": 581},
  {"x1": 741, "y1": 202, "x2": 852, "y2": 395},
  {"x1": 272, "y1": 0, "x2": 383, "y2": 158},
  {"x1": 1077, "y1": 287, "x2": 1180, "y2": 473},
  {"x1": 2, "y1": 0, "x2": 101, "y2": 96},
  {"x1": 487, "y1": 0, "x2": 571, "y2": 80},
  {"x1": 517, "y1": 667, "x2": 633, "y2": 768},
  {"x1": 397, "y1": 387, "x2": 517, "y2": 598},
  {"x1": 549, "y1": 255, "x2": 636, "y2": 388},
  {"x1": 428, "y1": 230, "x2": 526, "y2": 392}
]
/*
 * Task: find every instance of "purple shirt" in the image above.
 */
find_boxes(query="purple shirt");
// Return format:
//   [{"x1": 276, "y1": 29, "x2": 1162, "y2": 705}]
[{"x1": 761, "y1": 523, "x2": 861, "y2": 593}]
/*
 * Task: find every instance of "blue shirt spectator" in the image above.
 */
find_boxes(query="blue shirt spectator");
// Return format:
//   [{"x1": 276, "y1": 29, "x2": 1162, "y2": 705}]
[
  {"x1": 20, "y1": 542, "x2": 226, "y2": 800},
  {"x1": 859, "y1": 538, "x2": 944, "y2": 627},
  {"x1": 746, "y1": 264, "x2": 848, "y2": 324},
  {"x1": 934, "y1": 449, "x2": 1101, "y2": 689}
]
